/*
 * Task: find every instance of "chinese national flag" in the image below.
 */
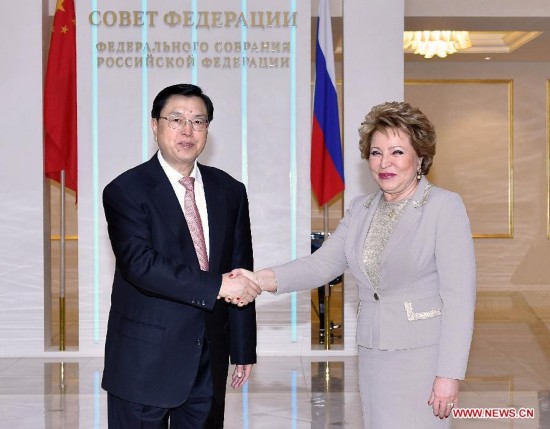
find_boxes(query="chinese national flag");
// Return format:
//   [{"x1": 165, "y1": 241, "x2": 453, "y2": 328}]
[{"x1": 44, "y1": 0, "x2": 77, "y2": 195}]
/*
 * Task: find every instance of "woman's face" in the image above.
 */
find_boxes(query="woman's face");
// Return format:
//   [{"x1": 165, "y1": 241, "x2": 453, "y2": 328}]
[{"x1": 368, "y1": 128, "x2": 422, "y2": 201}]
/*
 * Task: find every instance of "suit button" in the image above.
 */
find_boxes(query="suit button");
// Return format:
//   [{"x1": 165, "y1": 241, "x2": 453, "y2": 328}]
[
  {"x1": 201, "y1": 300, "x2": 206, "y2": 306},
  {"x1": 374, "y1": 292, "x2": 379, "y2": 300},
  {"x1": 191, "y1": 298, "x2": 196, "y2": 304},
  {"x1": 196, "y1": 339, "x2": 202, "y2": 347}
]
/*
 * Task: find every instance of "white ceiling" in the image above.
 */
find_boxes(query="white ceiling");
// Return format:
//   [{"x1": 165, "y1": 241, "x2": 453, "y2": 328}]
[
  {"x1": 321, "y1": 16, "x2": 550, "y2": 63},
  {"x1": 404, "y1": 17, "x2": 550, "y2": 62}
]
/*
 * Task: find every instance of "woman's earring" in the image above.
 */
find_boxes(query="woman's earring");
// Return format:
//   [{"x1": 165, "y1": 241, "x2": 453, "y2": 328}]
[{"x1": 416, "y1": 168, "x2": 422, "y2": 180}]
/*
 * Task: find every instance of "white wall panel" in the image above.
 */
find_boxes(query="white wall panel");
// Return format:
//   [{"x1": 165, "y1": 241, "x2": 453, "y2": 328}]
[{"x1": 0, "y1": 0, "x2": 46, "y2": 355}]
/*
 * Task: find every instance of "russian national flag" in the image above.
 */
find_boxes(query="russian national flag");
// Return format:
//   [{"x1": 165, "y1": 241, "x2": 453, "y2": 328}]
[{"x1": 311, "y1": 0, "x2": 344, "y2": 207}]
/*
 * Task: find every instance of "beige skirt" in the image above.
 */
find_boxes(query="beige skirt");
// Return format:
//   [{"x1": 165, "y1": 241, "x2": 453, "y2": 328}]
[{"x1": 358, "y1": 304, "x2": 451, "y2": 429}]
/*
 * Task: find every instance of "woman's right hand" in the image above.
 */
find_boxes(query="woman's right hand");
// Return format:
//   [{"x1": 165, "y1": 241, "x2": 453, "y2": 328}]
[
  {"x1": 230, "y1": 268, "x2": 256, "y2": 283},
  {"x1": 230, "y1": 268, "x2": 278, "y2": 293}
]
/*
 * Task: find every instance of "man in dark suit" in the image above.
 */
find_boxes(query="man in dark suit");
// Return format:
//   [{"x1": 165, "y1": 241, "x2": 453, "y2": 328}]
[{"x1": 102, "y1": 83, "x2": 259, "y2": 428}]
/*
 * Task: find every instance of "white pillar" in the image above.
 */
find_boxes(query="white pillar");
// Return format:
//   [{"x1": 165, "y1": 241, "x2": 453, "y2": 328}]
[{"x1": 341, "y1": 0, "x2": 404, "y2": 352}]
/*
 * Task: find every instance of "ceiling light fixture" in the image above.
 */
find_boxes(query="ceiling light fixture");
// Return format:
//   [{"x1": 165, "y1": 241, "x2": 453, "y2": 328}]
[{"x1": 403, "y1": 31, "x2": 472, "y2": 58}]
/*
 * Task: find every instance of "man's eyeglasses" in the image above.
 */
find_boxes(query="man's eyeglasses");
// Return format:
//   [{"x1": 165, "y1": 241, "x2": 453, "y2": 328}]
[{"x1": 159, "y1": 115, "x2": 209, "y2": 132}]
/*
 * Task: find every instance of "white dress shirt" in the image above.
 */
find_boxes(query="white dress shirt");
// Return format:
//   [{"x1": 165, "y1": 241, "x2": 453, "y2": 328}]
[{"x1": 157, "y1": 151, "x2": 210, "y2": 257}]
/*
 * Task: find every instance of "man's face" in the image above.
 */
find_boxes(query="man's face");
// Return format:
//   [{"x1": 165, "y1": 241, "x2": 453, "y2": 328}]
[{"x1": 151, "y1": 95, "x2": 209, "y2": 176}]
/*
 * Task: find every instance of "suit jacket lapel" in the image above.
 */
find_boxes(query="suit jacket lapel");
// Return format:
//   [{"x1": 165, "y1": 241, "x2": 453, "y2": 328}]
[
  {"x1": 355, "y1": 191, "x2": 382, "y2": 284},
  {"x1": 199, "y1": 164, "x2": 226, "y2": 273},
  {"x1": 380, "y1": 177, "x2": 428, "y2": 266},
  {"x1": 144, "y1": 155, "x2": 191, "y2": 245}
]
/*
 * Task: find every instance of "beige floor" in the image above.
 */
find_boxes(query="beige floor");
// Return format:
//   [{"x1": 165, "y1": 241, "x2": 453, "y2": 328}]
[{"x1": 2, "y1": 290, "x2": 549, "y2": 428}]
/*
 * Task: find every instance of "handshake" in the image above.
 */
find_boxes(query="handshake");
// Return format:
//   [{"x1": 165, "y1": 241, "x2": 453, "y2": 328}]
[{"x1": 217, "y1": 268, "x2": 276, "y2": 307}]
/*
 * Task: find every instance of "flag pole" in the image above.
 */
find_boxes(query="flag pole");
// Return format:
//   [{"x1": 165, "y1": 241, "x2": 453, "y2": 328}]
[
  {"x1": 323, "y1": 204, "x2": 331, "y2": 350},
  {"x1": 59, "y1": 170, "x2": 66, "y2": 351},
  {"x1": 44, "y1": 0, "x2": 76, "y2": 351}
]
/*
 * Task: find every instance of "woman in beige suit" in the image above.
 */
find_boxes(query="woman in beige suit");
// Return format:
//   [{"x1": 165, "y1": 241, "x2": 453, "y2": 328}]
[{"x1": 233, "y1": 101, "x2": 476, "y2": 428}]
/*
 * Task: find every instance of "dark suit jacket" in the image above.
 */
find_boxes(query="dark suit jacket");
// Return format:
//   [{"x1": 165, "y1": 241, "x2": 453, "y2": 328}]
[{"x1": 101, "y1": 154, "x2": 256, "y2": 409}]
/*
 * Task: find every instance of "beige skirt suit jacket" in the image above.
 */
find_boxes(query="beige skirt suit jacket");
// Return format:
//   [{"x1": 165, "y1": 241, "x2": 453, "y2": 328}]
[{"x1": 272, "y1": 177, "x2": 476, "y2": 427}]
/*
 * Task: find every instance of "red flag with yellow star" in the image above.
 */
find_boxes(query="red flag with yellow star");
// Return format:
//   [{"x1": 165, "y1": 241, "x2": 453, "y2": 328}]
[{"x1": 44, "y1": 0, "x2": 77, "y2": 195}]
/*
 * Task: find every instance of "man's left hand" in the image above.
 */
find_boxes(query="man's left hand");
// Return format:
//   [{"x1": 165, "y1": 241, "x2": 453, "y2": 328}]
[{"x1": 231, "y1": 364, "x2": 253, "y2": 389}]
